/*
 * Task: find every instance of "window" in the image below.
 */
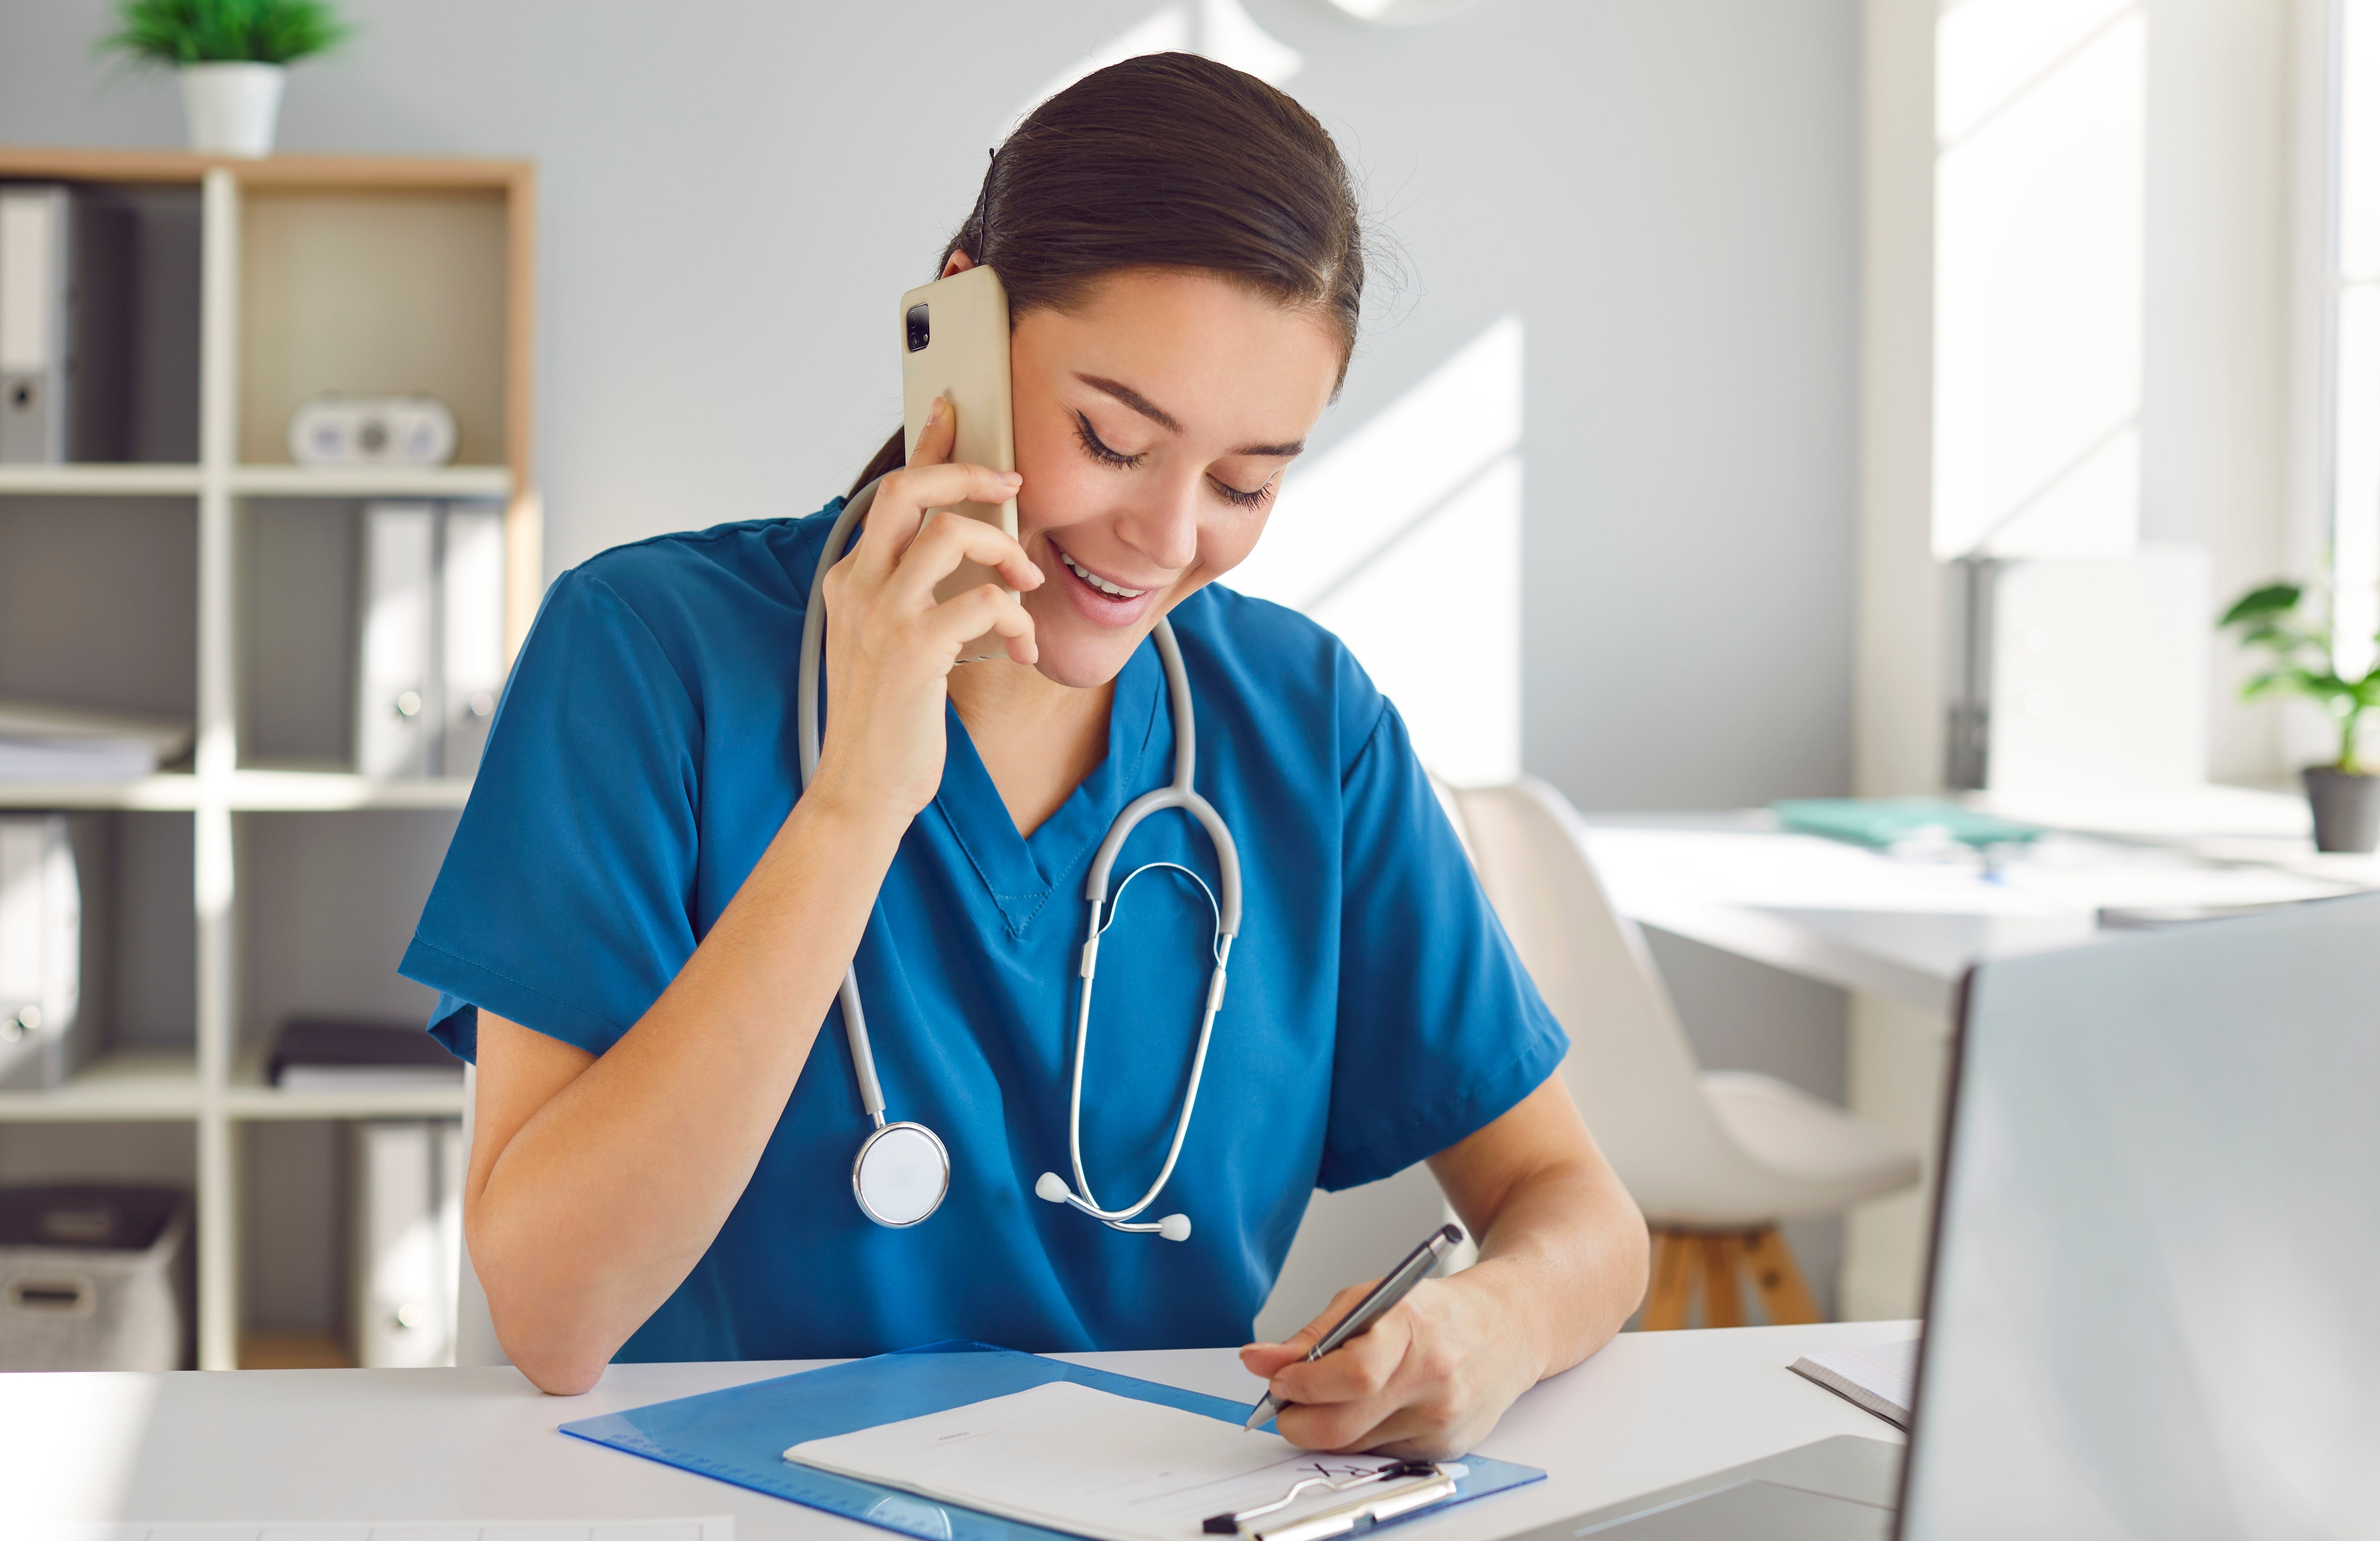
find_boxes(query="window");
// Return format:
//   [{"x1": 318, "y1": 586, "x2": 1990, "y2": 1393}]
[{"x1": 2325, "y1": 0, "x2": 2380, "y2": 681}]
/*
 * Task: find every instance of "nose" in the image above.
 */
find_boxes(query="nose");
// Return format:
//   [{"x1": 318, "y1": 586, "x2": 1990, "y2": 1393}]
[{"x1": 1114, "y1": 472, "x2": 1203, "y2": 574}]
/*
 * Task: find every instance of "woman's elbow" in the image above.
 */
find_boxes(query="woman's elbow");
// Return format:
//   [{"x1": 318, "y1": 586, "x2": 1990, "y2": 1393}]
[
  {"x1": 486, "y1": 1286, "x2": 613, "y2": 1395},
  {"x1": 508, "y1": 1338, "x2": 608, "y2": 1396}
]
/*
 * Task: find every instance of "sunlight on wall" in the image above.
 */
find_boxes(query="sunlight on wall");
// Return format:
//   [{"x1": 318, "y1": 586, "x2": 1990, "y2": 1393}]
[
  {"x1": 1933, "y1": 0, "x2": 2144, "y2": 559},
  {"x1": 1229, "y1": 319, "x2": 1526, "y2": 785},
  {"x1": 1003, "y1": 17, "x2": 1517, "y2": 785}
]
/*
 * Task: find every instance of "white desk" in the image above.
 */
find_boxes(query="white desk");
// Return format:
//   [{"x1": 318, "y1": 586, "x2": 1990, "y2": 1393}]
[
  {"x1": 1575, "y1": 786, "x2": 2379, "y2": 1317},
  {"x1": 4, "y1": 1325, "x2": 1914, "y2": 1534},
  {"x1": 1579, "y1": 788, "x2": 2377, "y2": 1016}
]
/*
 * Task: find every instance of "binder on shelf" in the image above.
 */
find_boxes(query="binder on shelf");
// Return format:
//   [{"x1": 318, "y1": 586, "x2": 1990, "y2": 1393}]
[
  {"x1": 349, "y1": 1118, "x2": 464, "y2": 1368},
  {"x1": 441, "y1": 506, "x2": 506, "y2": 778},
  {"x1": 0, "y1": 185, "x2": 133, "y2": 464},
  {"x1": 357, "y1": 502, "x2": 506, "y2": 779},
  {"x1": 0, "y1": 813, "x2": 107, "y2": 1093},
  {"x1": 358, "y1": 503, "x2": 438, "y2": 779}
]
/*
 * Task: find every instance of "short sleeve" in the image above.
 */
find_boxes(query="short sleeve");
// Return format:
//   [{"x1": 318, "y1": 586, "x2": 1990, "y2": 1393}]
[
  {"x1": 400, "y1": 569, "x2": 703, "y2": 1063},
  {"x1": 1316, "y1": 702, "x2": 1570, "y2": 1190}
]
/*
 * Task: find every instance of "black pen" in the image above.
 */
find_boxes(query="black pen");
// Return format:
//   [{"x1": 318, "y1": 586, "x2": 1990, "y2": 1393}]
[{"x1": 1244, "y1": 1222, "x2": 1465, "y2": 1431}]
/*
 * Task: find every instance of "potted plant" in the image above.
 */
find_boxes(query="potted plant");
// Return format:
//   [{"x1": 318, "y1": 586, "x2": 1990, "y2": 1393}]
[
  {"x1": 2219, "y1": 577, "x2": 2380, "y2": 853},
  {"x1": 100, "y1": 0, "x2": 349, "y2": 159}
]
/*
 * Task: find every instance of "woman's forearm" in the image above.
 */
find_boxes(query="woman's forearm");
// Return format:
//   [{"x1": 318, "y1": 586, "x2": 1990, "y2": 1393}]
[
  {"x1": 1451, "y1": 1150, "x2": 1648, "y2": 1384},
  {"x1": 469, "y1": 789, "x2": 908, "y2": 1392}
]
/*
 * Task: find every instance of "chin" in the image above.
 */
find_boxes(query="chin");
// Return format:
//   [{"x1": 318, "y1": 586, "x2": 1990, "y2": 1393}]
[{"x1": 1033, "y1": 627, "x2": 1144, "y2": 690}]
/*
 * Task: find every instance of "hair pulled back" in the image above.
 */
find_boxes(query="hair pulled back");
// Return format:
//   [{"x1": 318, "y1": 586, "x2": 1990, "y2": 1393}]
[{"x1": 850, "y1": 52, "x2": 1365, "y2": 494}]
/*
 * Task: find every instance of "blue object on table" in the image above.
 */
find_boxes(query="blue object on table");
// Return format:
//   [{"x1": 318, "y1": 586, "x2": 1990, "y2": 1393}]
[
  {"x1": 559, "y1": 1340, "x2": 1545, "y2": 1541},
  {"x1": 1771, "y1": 797, "x2": 2045, "y2": 851}
]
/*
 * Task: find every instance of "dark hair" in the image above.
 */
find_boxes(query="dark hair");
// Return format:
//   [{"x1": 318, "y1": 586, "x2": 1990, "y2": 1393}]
[{"x1": 849, "y1": 52, "x2": 1366, "y2": 495}]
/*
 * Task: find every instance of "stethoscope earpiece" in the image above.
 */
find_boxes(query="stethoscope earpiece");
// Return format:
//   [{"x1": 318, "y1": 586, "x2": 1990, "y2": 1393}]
[
  {"x1": 1037, "y1": 1171, "x2": 1191, "y2": 1241},
  {"x1": 803, "y1": 480, "x2": 1240, "y2": 1244}
]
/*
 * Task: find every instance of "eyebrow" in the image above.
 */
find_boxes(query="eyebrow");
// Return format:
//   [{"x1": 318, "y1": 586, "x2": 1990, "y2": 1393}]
[{"x1": 1075, "y1": 373, "x2": 1305, "y2": 459}]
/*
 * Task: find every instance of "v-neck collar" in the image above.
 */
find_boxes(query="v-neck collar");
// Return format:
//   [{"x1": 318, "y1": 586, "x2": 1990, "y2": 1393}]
[{"x1": 933, "y1": 638, "x2": 1166, "y2": 937}]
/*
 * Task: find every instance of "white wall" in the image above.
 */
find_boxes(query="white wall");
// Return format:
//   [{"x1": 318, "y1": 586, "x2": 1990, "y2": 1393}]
[{"x1": 0, "y1": 0, "x2": 1860, "y2": 814}]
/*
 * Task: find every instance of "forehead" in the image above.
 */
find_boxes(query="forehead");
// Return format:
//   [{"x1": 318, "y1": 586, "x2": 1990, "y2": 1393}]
[{"x1": 1015, "y1": 269, "x2": 1343, "y2": 444}]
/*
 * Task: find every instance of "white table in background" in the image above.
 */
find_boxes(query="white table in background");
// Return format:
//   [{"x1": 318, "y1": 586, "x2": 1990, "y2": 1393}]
[
  {"x1": 1574, "y1": 783, "x2": 2379, "y2": 1317},
  {"x1": 4, "y1": 1328, "x2": 1914, "y2": 1537}
]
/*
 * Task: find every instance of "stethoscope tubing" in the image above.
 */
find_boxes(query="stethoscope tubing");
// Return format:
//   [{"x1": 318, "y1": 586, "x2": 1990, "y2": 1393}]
[{"x1": 799, "y1": 477, "x2": 1243, "y2": 1237}]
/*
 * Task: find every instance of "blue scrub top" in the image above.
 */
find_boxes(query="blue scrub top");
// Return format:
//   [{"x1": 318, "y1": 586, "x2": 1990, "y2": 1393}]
[{"x1": 400, "y1": 501, "x2": 1568, "y2": 1363}]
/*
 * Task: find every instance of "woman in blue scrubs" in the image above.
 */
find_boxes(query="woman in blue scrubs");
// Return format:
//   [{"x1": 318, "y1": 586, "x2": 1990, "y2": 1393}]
[{"x1": 403, "y1": 53, "x2": 1648, "y2": 1453}]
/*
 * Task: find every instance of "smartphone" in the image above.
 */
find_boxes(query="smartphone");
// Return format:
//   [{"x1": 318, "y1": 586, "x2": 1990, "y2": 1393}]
[{"x1": 899, "y1": 265, "x2": 1018, "y2": 661}]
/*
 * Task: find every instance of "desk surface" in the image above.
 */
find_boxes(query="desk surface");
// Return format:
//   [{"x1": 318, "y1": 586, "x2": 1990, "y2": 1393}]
[
  {"x1": 1581, "y1": 788, "x2": 2380, "y2": 1012},
  {"x1": 5, "y1": 1323, "x2": 1914, "y2": 1536}
]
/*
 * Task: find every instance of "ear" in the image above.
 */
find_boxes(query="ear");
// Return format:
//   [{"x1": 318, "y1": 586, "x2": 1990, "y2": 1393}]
[{"x1": 941, "y1": 248, "x2": 977, "y2": 278}]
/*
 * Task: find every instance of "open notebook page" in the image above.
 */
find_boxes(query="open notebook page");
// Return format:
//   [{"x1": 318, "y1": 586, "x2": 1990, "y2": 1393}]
[{"x1": 785, "y1": 1381, "x2": 1446, "y2": 1541}]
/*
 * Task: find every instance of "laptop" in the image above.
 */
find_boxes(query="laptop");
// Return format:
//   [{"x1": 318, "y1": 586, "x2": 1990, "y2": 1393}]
[{"x1": 1521, "y1": 889, "x2": 2380, "y2": 1539}]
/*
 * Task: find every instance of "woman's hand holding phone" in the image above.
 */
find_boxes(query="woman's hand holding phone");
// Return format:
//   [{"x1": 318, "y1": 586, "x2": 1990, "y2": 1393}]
[{"x1": 812, "y1": 398, "x2": 1043, "y2": 826}]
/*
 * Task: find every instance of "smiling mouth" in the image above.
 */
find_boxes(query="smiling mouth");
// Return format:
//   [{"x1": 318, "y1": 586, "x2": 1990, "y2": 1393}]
[{"x1": 1052, "y1": 543, "x2": 1153, "y2": 599}]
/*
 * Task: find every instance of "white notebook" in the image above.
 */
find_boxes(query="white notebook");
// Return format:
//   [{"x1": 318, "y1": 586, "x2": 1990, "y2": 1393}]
[
  {"x1": 785, "y1": 1381, "x2": 1447, "y2": 1541},
  {"x1": 1788, "y1": 1337, "x2": 1920, "y2": 1428}
]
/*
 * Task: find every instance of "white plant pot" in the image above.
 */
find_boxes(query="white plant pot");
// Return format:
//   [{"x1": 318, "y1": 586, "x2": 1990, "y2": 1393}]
[{"x1": 179, "y1": 63, "x2": 286, "y2": 158}]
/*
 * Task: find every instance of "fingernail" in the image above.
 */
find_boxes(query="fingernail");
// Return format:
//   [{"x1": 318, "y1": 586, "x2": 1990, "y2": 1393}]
[
  {"x1": 1001, "y1": 471, "x2": 1023, "y2": 487},
  {"x1": 927, "y1": 397, "x2": 946, "y2": 426}
]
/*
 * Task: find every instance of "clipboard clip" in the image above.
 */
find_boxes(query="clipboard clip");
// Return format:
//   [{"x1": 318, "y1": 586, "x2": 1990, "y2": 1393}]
[{"x1": 1203, "y1": 1461, "x2": 1460, "y2": 1541}]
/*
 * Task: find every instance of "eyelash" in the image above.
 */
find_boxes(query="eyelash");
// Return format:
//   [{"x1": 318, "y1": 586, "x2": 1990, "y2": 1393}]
[
  {"x1": 1073, "y1": 412, "x2": 1142, "y2": 469},
  {"x1": 1073, "y1": 411, "x2": 1276, "y2": 510}
]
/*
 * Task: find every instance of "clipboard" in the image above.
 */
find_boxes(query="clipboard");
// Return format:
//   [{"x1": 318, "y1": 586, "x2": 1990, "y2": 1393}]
[{"x1": 560, "y1": 1340, "x2": 1545, "y2": 1541}]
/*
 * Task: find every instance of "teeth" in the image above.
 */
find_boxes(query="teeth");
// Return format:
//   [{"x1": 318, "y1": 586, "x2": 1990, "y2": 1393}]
[{"x1": 1059, "y1": 549, "x2": 1148, "y2": 599}]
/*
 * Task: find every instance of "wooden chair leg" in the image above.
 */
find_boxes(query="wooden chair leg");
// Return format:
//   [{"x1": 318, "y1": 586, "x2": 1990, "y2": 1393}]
[
  {"x1": 1642, "y1": 1229, "x2": 1693, "y2": 1330},
  {"x1": 1742, "y1": 1225, "x2": 1821, "y2": 1324},
  {"x1": 1699, "y1": 1234, "x2": 1748, "y2": 1327}
]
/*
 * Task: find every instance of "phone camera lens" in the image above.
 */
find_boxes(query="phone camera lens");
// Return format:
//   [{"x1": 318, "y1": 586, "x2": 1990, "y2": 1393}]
[{"x1": 905, "y1": 304, "x2": 931, "y2": 353}]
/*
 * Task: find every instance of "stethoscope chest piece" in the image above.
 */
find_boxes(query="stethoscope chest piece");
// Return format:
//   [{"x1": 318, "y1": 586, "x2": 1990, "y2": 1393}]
[{"x1": 852, "y1": 1121, "x2": 951, "y2": 1228}]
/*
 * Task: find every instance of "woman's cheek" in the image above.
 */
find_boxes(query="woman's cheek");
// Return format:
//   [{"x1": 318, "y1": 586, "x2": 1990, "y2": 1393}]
[{"x1": 1198, "y1": 510, "x2": 1271, "y2": 580}]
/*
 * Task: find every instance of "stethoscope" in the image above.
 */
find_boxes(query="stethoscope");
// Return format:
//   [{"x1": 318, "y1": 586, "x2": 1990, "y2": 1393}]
[{"x1": 797, "y1": 477, "x2": 1243, "y2": 1241}]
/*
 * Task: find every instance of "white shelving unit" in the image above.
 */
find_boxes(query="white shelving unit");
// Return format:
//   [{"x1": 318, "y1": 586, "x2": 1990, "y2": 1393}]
[{"x1": 0, "y1": 148, "x2": 537, "y2": 1369}]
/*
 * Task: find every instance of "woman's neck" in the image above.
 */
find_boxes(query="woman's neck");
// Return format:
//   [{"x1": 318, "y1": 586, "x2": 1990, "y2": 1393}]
[{"x1": 946, "y1": 657, "x2": 1115, "y2": 838}]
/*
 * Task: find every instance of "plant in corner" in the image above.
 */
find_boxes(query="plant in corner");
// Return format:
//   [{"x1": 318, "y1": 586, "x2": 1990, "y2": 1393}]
[
  {"x1": 2219, "y1": 576, "x2": 2380, "y2": 854},
  {"x1": 99, "y1": 0, "x2": 350, "y2": 159}
]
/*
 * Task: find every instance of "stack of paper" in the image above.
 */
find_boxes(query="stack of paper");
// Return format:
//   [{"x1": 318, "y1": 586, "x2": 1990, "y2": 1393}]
[
  {"x1": 786, "y1": 1382, "x2": 1442, "y2": 1541},
  {"x1": 0, "y1": 699, "x2": 191, "y2": 781}
]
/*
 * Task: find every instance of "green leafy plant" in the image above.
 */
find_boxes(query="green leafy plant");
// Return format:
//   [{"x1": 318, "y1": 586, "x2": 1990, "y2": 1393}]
[
  {"x1": 2220, "y1": 578, "x2": 2380, "y2": 774},
  {"x1": 100, "y1": 0, "x2": 348, "y2": 66}
]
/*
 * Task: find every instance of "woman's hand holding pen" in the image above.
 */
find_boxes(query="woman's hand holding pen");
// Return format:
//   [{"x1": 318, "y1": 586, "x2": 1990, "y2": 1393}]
[
  {"x1": 812, "y1": 397, "x2": 1043, "y2": 827},
  {"x1": 1239, "y1": 1272, "x2": 1545, "y2": 1461}
]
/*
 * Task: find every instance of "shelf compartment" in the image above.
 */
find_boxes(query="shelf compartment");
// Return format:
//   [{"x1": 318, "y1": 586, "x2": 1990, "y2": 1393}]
[
  {"x1": 0, "y1": 1048, "x2": 200, "y2": 1122},
  {"x1": 239, "y1": 188, "x2": 510, "y2": 469},
  {"x1": 0, "y1": 495, "x2": 198, "y2": 730}
]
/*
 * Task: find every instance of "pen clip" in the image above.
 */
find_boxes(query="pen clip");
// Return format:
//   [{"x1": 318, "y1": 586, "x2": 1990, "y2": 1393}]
[
  {"x1": 1204, "y1": 1462, "x2": 1447, "y2": 1537},
  {"x1": 1247, "y1": 1468, "x2": 1459, "y2": 1541}
]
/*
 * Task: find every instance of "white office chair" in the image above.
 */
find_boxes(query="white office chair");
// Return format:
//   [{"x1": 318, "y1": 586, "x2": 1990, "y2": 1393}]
[{"x1": 1447, "y1": 779, "x2": 1920, "y2": 1328}]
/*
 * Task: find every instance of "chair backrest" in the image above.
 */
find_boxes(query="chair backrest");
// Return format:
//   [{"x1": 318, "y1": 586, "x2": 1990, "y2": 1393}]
[{"x1": 1449, "y1": 780, "x2": 1752, "y2": 1216}]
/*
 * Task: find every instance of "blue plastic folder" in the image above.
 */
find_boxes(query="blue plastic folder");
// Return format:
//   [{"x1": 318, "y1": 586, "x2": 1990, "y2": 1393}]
[{"x1": 560, "y1": 1340, "x2": 1545, "y2": 1541}]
